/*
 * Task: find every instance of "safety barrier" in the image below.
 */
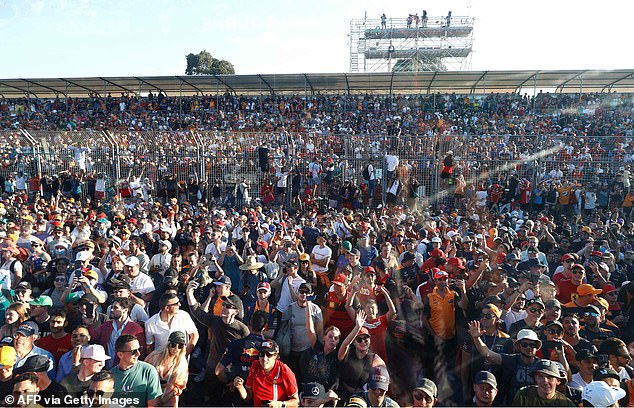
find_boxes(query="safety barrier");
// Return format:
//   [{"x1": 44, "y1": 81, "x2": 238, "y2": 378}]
[{"x1": 2, "y1": 131, "x2": 628, "y2": 209}]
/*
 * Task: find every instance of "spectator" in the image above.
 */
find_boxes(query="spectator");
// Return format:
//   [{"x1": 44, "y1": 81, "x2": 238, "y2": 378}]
[
  {"x1": 233, "y1": 340, "x2": 299, "y2": 408},
  {"x1": 0, "y1": 345, "x2": 17, "y2": 397},
  {"x1": 111, "y1": 334, "x2": 162, "y2": 406},
  {"x1": 412, "y1": 378, "x2": 437, "y2": 407},
  {"x1": 13, "y1": 322, "x2": 56, "y2": 380},
  {"x1": 14, "y1": 355, "x2": 66, "y2": 402},
  {"x1": 35, "y1": 309, "x2": 71, "y2": 365},
  {"x1": 581, "y1": 380, "x2": 626, "y2": 407},
  {"x1": 56, "y1": 325, "x2": 91, "y2": 383},
  {"x1": 144, "y1": 331, "x2": 189, "y2": 407},
  {"x1": 472, "y1": 371, "x2": 499, "y2": 407},
  {"x1": 511, "y1": 359, "x2": 575, "y2": 406},
  {"x1": 346, "y1": 365, "x2": 400, "y2": 407},
  {"x1": 12, "y1": 372, "x2": 40, "y2": 408},
  {"x1": 59, "y1": 344, "x2": 109, "y2": 397},
  {"x1": 144, "y1": 293, "x2": 198, "y2": 356},
  {"x1": 85, "y1": 370, "x2": 117, "y2": 408}
]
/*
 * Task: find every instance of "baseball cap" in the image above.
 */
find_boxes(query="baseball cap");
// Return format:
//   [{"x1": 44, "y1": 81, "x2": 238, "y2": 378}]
[
  {"x1": 168, "y1": 331, "x2": 187, "y2": 346},
  {"x1": 80, "y1": 345, "x2": 111, "y2": 362},
  {"x1": 582, "y1": 381, "x2": 626, "y2": 407},
  {"x1": 530, "y1": 359, "x2": 567, "y2": 383},
  {"x1": 447, "y1": 257, "x2": 465, "y2": 270},
  {"x1": 363, "y1": 266, "x2": 376, "y2": 275},
  {"x1": 299, "y1": 282, "x2": 313, "y2": 293},
  {"x1": 220, "y1": 295, "x2": 239, "y2": 309},
  {"x1": 544, "y1": 299, "x2": 561, "y2": 310},
  {"x1": 415, "y1": 377, "x2": 437, "y2": 398},
  {"x1": 332, "y1": 274, "x2": 346, "y2": 286},
  {"x1": 431, "y1": 237, "x2": 442, "y2": 243},
  {"x1": 0, "y1": 346, "x2": 17, "y2": 368},
  {"x1": 342, "y1": 241, "x2": 352, "y2": 252},
  {"x1": 75, "y1": 251, "x2": 91, "y2": 262},
  {"x1": 515, "y1": 329, "x2": 542, "y2": 348},
  {"x1": 124, "y1": 256, "x2": 140, "y2": 267},
  {"x1": 433, "y1": 269, "x2": 449, "y2": 280},
  {"x1": 593, "y1": 367, "x2": 620, "y2": 381},
  {"x1": 526, "y1": 298, "x2": 545, "y2": 309},
  {"x1": 367, "y1": 366, "x2": 390, "y2": 391},
  {"x1": 473, "y1": 371, "x2": 497, "y2": 388},
  {"x1": 506, "y1": 253, "x2": 520, "y2": 261},
  {"x1": 260, "y1": 340, "x2": 279, "y2": 354},
  {"x1": 300, "y1": 382, "x2": 326, "y2": 400},
  {"x1": 602, "y1": 284, "x2": 618, "y2": 294},
  {"x1": 577, "y1": 284, "x2": 602, "y2": 296},
  {"x1": 545, "y1": 320, "x2": 563, "y2": 330},
  {"x1": 256, "y1": 282, "x2": 271, "y2": 293},
  {"x1": 112, "y1": 275, "x2": 131, "y2": 290},
  {"x1": 585, "y1": 305, "x2": 601, "y2": 315},
  {"x1": 356, "y1": 327, "x2": 370, "y2": 338},
  {"x1": 29, "y1": 296, "x2": 53, "y2": 307},
  {"x1": 15, "y1": 281, "x2": 31, "y2": 291},
  {"x1": 299, "y1": 253, "x2": 310, "y2": 262},
  {"x1": 14, "y1": 355, "x2": 50, "y2": 375},
  {"x1": 562, "y1": 253, "x2": 575, "y2": 262},
  {"x1": 402, "y1": 252, "x2": 416, "y2": 262},
  {"x1": 83, "y1": 269, "x2": 99, "y2": 280},
  {"x1": 430, "y1": 249, "x2": 445, "y2": 257},
  {"x1": 214, "y1": 275, "x2": 232, "y2": 286},
  {"x1": 16, "y1": 321, "x2": 39, "y2": 337},
  {"x1": 576, "y1": 349, "x2": 597, "y2": 362}
]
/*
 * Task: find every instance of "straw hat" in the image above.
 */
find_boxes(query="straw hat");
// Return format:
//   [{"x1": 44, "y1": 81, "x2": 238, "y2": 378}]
[{"x1": 239, "y1": 255, "x2": 264, "y2": 271}]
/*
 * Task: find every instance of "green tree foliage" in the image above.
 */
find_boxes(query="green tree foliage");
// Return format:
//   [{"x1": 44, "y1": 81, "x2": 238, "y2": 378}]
[{"x1": 185, "y1": 50, "x2": 235, "y2": 75}]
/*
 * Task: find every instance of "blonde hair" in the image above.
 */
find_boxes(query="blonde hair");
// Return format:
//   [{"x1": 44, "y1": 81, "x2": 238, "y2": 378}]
[{"x1": 8, "y1": 302, "x2": 30, "y2": 324}]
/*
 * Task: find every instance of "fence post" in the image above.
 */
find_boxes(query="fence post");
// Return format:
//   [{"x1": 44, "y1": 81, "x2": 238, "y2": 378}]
[{"x1": 20, "y1": 130, "x2": 41, "y2": 176}]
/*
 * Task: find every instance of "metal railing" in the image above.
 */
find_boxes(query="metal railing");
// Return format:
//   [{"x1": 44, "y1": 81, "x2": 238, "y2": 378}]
[{"x1": 4, "y1": 130, "x2": 628, "y2": 209}]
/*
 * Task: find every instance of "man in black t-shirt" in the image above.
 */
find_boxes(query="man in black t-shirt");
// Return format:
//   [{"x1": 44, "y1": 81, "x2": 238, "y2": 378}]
[{"x1": 15, "y1": 355, "x2": 67, "y2": 407}]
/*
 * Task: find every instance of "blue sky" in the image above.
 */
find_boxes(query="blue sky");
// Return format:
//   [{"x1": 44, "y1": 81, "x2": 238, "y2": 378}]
[{"x1": 0, "y1": 0, "x2": 632, "y2": 78}]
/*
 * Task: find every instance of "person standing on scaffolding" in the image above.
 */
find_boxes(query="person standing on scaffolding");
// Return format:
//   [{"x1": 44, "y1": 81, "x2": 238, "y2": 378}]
[{"x1": 381, "y1": 13, "x2": 387, "y2": 29}]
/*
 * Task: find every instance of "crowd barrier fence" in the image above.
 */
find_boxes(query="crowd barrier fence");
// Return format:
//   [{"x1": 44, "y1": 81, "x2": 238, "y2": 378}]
[{"x1": 3, "y1": 130, "x2": 629, "y2": 209}]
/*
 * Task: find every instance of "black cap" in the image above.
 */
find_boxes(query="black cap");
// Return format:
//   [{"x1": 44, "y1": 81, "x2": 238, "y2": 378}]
[
  {"x1": 15, "y1": 281, "x2": 32, "y2": 291},
  {"x1": 14, "y1": 355, "x2": 50, "y2": 374},
  {"x1": 284, "y1": 259, "x2": 299, "y2": 266},
  {"x1": 576, "y1": 349, "x2": 597, "y2": 361},
  {"x1": 214, "y1": 275, "x2": 232, "y2": 286},
  {"x1": 473, "y1": 371, "x2": 497, "y2": 388},
  {"x1": 168, "y1": 331, "x2": 187, "y2": 345},
  {"x1": 402, "y1": 252, "x2": 416, "y2": 262},
  {"x1": 80, "y1": 293, "x2": 99, "y2": 305},
  {"x1": 299, "y1": 282, "x2": 313, "y2": 293},
  {"x1": 221, "y1": 295, "x2": 239, "y2": 309},
  {"x1": 593, "y1": 367, "x2": 620, "y2": 381},
  {"x1": 526, "y1": 298, "x2": 545, "y2": 309},
  {"x1": 259, "y1": 340, "x2": 279, "y2": 354},
  {"x1": 300, "y1": 382, "x2": 326, "y2": 400}
]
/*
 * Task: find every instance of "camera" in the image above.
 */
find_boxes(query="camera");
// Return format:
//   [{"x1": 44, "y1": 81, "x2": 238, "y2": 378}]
[{"x1": 598, "y1": 354, "x2": 609, "y2": 368}]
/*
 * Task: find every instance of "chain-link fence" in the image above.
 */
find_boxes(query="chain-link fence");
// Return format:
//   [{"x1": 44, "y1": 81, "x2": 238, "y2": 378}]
[{"x1": 10, "y1": 130, "x2": 630, "y2": 209}]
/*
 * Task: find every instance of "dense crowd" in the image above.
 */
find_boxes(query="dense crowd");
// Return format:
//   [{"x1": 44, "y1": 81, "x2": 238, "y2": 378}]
[{"x1": 0, "y1": 91, "x2": 632, "y2": 407}]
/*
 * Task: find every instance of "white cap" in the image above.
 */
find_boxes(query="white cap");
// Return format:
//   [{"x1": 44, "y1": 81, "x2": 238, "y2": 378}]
[
  {"x1": 125, "y1": 256, "x2": 140, "y2": 267},
  {"x1": 75, "y1": 251, "x2": 91, "y2": 262},
  {"x1": 80, "y1": 345, "x2": 111, "y2": 362},
  {"x1": 582, "y1": 381, "x2": 626, "y2": 407},
  {"x1": 283, "y1": 235, "x2": 292, "y2": 241},
  {"x1": 447, "y1": 231, "x2": 459, "y2": 238},
  {"x1": 431, "y1": 237, "x2": 442, "y2": 243}
]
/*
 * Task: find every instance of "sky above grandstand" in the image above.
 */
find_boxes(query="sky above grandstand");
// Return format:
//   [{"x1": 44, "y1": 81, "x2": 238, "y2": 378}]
[{"x1": 0, "y1": 0, "x2": 632, "y2": 78}]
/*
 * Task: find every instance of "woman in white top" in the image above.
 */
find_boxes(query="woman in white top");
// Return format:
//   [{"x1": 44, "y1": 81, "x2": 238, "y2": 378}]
[{"x1": 0, "y1": 246, "x2": 22, "y2": 289}]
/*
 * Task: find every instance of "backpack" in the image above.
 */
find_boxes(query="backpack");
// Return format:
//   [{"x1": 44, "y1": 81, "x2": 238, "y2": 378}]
[{"x1": 362, "y1": 165, "x2": 371, "y2": 181}]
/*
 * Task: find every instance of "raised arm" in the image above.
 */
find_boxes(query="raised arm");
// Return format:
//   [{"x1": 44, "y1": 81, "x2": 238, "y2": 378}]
[
  {"x1": 467, "y1": 320, "x2": 502, "y2": 366},
  {"x1": 338, "y1": 309, "x2": 366, "y2": 361}
]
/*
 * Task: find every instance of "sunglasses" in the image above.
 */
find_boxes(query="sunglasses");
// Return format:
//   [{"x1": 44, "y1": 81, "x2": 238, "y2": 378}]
[
  {"x1": 480, "y1": 313, "x2": 494, "y2": 320},
  {"x1": 547, "y1": 328, "x2": 563, "y2": 335},
  {"x1": 564, "y1": 259, "x2": 574, "y2": 263},
  {"x1": 259, "y1": 351, "x2": 277, "y2": 358},
  {"x1": 355, "y1": 336, "x2": 370, "y2": 343},
  {"x1": 169, "y1": 343, "x2": 184, "y2": 349},
  {"x1": 166, "y1": 302, "x2": 180, "y2": 307},
  {"x1": 413, "y1": 391, "x2": 433, "y2": 402},
  {"x1": 585, "y1": 312, "x2": 600, "y2": 317},
  {"x1": 519, "y1": 341, "x2": 538, "y2": 349},
  {"x1": 120, "y1": 347, "x2": 142, "y2": 355},
  {"x1": 300, "y1": 260, "x2": 309, "y2": 264},
  {"x1": 528, "y1": 308, "x2": 544, "y2": 314},
  {"x1": 572, "y1": 270, "x2": 584, "y2": 275},
  {"x1": 87, "y1": 389, "x2": 106, "y2": 398},
  {"x1": 222, "y1": 302, "x2": 238, "y2": 309},
  {"x1": 299, "y1": 290, "x2": 312, "y2": 295}
]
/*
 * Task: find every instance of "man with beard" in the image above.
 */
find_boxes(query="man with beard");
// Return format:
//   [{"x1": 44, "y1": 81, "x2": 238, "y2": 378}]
[
  {"x1": 35, "y1": 309, "x2": 71, "y2": 365},
  {"x1": 91, "y1": 297, "x2": 145, "y2": 368}
]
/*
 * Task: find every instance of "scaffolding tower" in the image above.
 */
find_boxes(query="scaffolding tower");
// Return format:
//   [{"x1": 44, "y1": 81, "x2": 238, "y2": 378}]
[{"x1": 350, "y1": 13, "x2": 474, "y2": 73}]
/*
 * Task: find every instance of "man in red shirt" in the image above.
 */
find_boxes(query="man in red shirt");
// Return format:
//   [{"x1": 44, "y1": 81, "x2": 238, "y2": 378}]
[
  {"x1": 35, "y1": 309, "x2": 71, "y2": 365},
  {"x1": 556, "y1": 264, "x2": 586, "y2": 303},
  {"x1": 323, "y1": 274, "x2": 356, "y2": 339},
  {"x1": 234, "y1": 340, "x2": 299, "y2": 408},
  {"x1": 360, "y1": 286, "x2": 396, "y2": 362}
]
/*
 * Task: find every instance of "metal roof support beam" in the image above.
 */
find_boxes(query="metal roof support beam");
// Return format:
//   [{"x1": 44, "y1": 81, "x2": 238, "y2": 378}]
[
  {"x1": 21, "y1": 79, "x2": 65, "y2": 97},
  {"x1": 556, "y1": 70, "x2": 588, "y2": 93},
  {"x1": 99, "y1": 78, "x2": 134, "y2": 94},
  {"x1": 213, "y1": 74, "x2": 235, "y2": 95},
  {"x1": 176, "y1": 76, "x2": 204, "y2": 95},
  {"x1": 343, "y1": 74, "x2": 350, "y2": 95},
  {"x1": 516, "y1": 71, "x2": 540, "y2": 92},
  {"x1": 601, "y1": 73, "x2": 634, "y2": 93},
  {"x1": 0, "y1": 81, "x2": 30, "y2": 95},
  {"x1": 134, "y1": 77, "x2": 164, "y2": 95},
  {"x1": 303, "y1": 74, "x2": 314, "y2": 94},
  {"x1": 426, "y1": 71, "x2": 438, "y2": 94},
  {"x1": 470, "y1": 71, "x2": 488, "y2": 94},
  {"x1": 61, "y1": 79, "x2": 99, "y2": 96},
  {"x1": 258, "y1": 75, "x2": 274, "y2": 95},
  {"x1": 389, "y1": 71, "x2": 395, "y2": 96}
]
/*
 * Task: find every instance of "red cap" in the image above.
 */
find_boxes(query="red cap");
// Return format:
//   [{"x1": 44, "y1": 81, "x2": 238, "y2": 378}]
[
  {"x1": 257, "y1": 241, "x2": 269, "y2": 250},
  {"x1": 571, "y1": 263, "x2": 585, "y2": 270},
  {"x1": 128, "y1": 218, "x2": 137, "y2": 225},
  {"x1": 363, "y1": 266, "x2": 376, "y2": 275},
  {"x1": 602, "y1": 284, "x2": 617, "y2": 294},
  {"x1": 447, "y1": 257, "x2": 465, "y2": 270},
  {"x1": 591, "y1": 251, "x2": 603, "y2": 257},
  {"x1": 431, "y1": 249, "x2": 446, "y2": 258},
  {"x1": 332, "y1": 274, "x2": 346, "y2": 286},
  {"x1": 356, "y1": 327, "x2": 370, "y2": 337},
  {"x1": 433, "y1": 268, "x2": 449, "y2": 279},
  {"x1": 216, "y1": 220, "x2": 225, "y2": 227},
  {"x1": 539, "y1": 217, "x2": 549, "y2": 223},
  {"x1": 562, "y1": 254, "x2": 575, "y2": 262},
  {"x1": 496, "y1": 252, "x2": 507, "y2": 263},
  {"x1": 257, "y1": 282, "x2": 271, "y2": 292}
]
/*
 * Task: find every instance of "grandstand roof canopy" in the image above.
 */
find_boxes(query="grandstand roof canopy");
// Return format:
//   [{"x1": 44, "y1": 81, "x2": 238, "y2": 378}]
[{"x1": 2, "y1": 69, "x2": 634, "y2": 98}]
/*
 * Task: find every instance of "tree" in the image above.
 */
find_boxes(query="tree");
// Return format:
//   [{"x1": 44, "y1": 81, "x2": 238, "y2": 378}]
[{"x1": 185, "y1": 50, "x2": 235, "y2": 75}]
